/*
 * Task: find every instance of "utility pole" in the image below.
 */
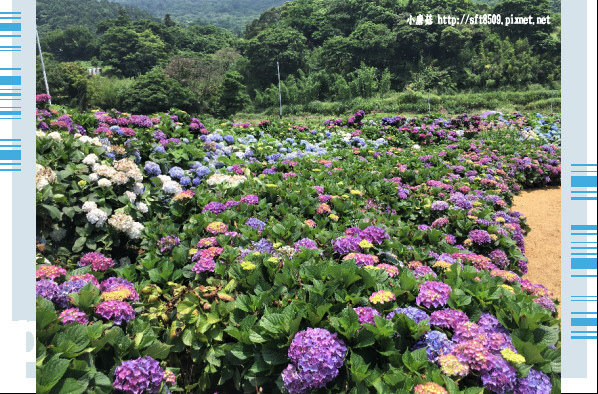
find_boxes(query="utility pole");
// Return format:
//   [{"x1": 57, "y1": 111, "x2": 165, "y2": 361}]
[
  {"x1": 277, "y1": 61, "x2": 282, "y2": 120},
  {"x1": 36, "y1": 23, "x2": 51, "y2": 105}
]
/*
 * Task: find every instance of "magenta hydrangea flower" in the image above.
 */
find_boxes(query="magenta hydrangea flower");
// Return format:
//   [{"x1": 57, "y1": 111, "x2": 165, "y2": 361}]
[
  {"x1": 69, "y1": 273, "x2": 100, "y2": 287},
  {"x1": 282, "y1": 328, "x2": 347, "y2": 394},
  {"x1": 354, "y1": 307, "x2": 381, "y2": 326},
  {"x1": 58, "y1": 308, "x2": 88, "y2": 325},
  {"x1": 344, "y1": 227, "x2": 362, "y2": 237},
  {"x1": 95, "y1": 300, "x2": 136, "y2": 325},
  {"x1": 36, "y1": 265, "x2": 67, "y2": 280},
  {"x1": 113, "y1": 356, "x2": 164, "y2": 394},
  {"x1": 240, "y1": 194, "x2": 259, "y2": 205},
  {"x1": 451, "y1": 340, "x2": 493, "y2": 371},
  {"x1": 342, "y1": 253, "x2": 379, "y2": 267},
  {"x1": 197, "y1": 237, "x2": 218, "y2": 248},
  {"x1": 416, "y1": 281, "x2": 452, "y2": 309},
  {"x1": 79, "y1": 252, "x2": 115, "y2": 272}
]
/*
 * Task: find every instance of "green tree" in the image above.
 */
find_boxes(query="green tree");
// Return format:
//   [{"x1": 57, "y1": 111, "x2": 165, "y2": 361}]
[
  {"x1": 244, "y1": 26, "x2": 309, "y2": 90},
  {"x1": 99, "y1": 27, "x2": 168, "y2": 77},
  {"x1": 215, "y1": 71, "x2": 250, "y2": 118},
  {"x1": 122, "y1": 69, "x2": 199, "y2": 114},
  {"x1": 40, "y1": 26, "x2": 98, "y2": 61}
]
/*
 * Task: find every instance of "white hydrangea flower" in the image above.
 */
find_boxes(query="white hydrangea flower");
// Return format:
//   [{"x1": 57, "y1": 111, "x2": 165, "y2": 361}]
[
  {"x1": 36, "y1": 131, "x2": 46, "y2": 138},
  {"x1": 81, "y1": 201, "x2": 97, "y2": 212},
  {"x1": 82, "y1": 153, "x2": 98, "y2": 165},
  {"x1": 36, "y1": 164, "x2": 57, "y2": 191},
  {"x1": 136, "y1": 202, "x2": 149, "y2": 213},
  {"x1": 98, "y1": 178, "x2": 112, "y2": 187},
  {"x1": 128, "y1": 222, "x2": 145, "y2": 239},
  {"x1": 125, "y1": 191, "x2": 136, "y2": 203},
  {"x1": 133, "y1": 183, "x2": 145, "y2": 195},
  {"x1": 86, "y1": 208, "x2": 107, "y2": 227},
  {"x1": 48, "y1": 132, "x2": 62, "y2": 141},
  {"x1": 163, "y1": 180, "x2": 182, "y2": 195},
  {"x1": 88, "y1": 173, "x2": 99, "y2": 182},
  {"x1": 412, "y1": 144, "x2": 421, "y2": 150},
  {"x1": 157, "y1": 175, "x2": 172, "y2": 184}
]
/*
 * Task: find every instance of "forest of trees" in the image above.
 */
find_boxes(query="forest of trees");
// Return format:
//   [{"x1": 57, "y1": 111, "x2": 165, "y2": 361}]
[
  {"x1": 113, "y1": 0, "x2": 289, "y2": 34},
  {"x1": 36, "y1": 0, "x2": 561, "y2": 117}
]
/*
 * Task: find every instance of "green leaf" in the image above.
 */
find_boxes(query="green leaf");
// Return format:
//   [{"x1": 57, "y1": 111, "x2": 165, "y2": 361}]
[
  {"x1": 51, "y1": 377, "x2": 88, "y2": 394},
  {"x1": 37, "y1": 355, "x2": 70, "y2": 393},
  {"x1": 42, "y1": 204, "x2": 63, "y2": 220},
  {"x1": 72, "y1": 237, "x2": 87, "y2": 253},
  {"x1": 442, "y1": 376, "x2": 459, "y2": 394},
  {"x1": 143, "y1": 341, "x2": 172, "y2": 360}
]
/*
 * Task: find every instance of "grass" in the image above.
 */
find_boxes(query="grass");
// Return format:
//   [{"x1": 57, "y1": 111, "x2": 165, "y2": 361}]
[{"x1": 235, "y1": 89, "x2": 561, "y2": 122}]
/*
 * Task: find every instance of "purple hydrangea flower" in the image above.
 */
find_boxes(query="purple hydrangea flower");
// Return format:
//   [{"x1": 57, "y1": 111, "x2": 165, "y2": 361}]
[
  {"x1": 416, "y1": 281, "x2": 452, "y2": 309},
  {"x1": 36, "y1": 279, "x2": 59, "y2": 301},
  {"x1": 113, "y1": 356, "x2": 164, "y2": 394},
  {"x1": 294, "y1": 238, "x2": 318, "y2": 251},
  {"x1": 489, "y1": 249, "x2": 509, "y2": 268},
  {"x1": 513, "y1": 368, "x2": 552, "y2": 394},
  {"x1": 469, "y1": 230, "x2": 492, "y2": 245},
  {"x1": 282, "y1": 328, "x2": 347, "y2": 394},
  {"x1": 431, "y1": 201, "x2": 449, "y2": 211},
  {"x1": 144, "y1": 161, "x2": 161, "y2": 176},
  {"x1": 413, "y1": 265, "x2": 437, "y2": 279},
  {"x1": 481, "y1": 355, "x2": 518, "y2": 394},
  {"x1": 168, "y1": 166, "x2": 185, "y2": 179},
  {"x1": 533, "y1": 296, "x2": 556, "y2": 312},
  {"x1": 386, "y1": 307, "x2": 430, "y2": 324},
  {"x1": 95, "y1": 300, "x2": 136, "y2": 325},
  {"x1": 412, "y1": 330, "x2": 454, "y2": 361},
  {"x1": 55, "y1": 279, "x2": 88, "y2": 308},
  {"x1": 245, "y1": 217, "x2": 266, "y2": 232},
  {"x1": 157, "y1": 235, "x2": 180, "y2": 253},
  {"x1": 332, "y1": 236, "x2": 362, "y2": 255},
  {"x1": 360, "y1": 226, "x2": 390, "y2": 245},
  {"x1": 202, "y1": 202, "x2": 226, "y2": 215}
]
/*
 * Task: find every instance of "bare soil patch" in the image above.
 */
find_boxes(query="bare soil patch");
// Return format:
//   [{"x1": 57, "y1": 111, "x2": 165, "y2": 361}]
[{"x1": 512, "y1": 186, "x2": 561, "y2": 317}]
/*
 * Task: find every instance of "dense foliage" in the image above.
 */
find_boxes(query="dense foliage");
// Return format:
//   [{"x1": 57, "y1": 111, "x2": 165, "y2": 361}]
[
  {"x1": 36, "y1": 0, "x2": 561, "y2": 116},
  {"x1": 36, "y1": 99, "x2": 561, "y2": 393}
]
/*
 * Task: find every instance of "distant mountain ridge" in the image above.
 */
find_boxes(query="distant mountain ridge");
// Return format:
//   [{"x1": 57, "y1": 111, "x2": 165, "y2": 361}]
[
  {"x1": 36, "y1": 0, "x2": 156, "y2": 35},
  {"x1": 112, "y1": 0, "x2": 290, "y2": 33}
]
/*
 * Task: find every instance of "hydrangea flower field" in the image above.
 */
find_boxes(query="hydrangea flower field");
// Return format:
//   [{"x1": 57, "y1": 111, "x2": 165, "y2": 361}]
[{"x1": 36, "y1": 96, "x2": 562, "y2": 394}]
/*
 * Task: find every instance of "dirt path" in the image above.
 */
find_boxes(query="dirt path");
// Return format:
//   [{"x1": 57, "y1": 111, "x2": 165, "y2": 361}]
[{"x1": 512, "y1": 186, "x2": 561, "y2": 317}]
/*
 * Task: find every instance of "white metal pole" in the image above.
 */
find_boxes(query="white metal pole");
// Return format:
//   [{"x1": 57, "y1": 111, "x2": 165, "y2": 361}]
[
  {"x1": 36, "y1": 26, "x2": 51, "y2": 105},
  {"x1": 277, "y1": 61, "x2": 282, "y2": 120}
]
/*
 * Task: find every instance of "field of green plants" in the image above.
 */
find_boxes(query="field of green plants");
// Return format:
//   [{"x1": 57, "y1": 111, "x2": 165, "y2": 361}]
[{"x1": 36, "y1": 93, "x2": 562, "y2": 394}]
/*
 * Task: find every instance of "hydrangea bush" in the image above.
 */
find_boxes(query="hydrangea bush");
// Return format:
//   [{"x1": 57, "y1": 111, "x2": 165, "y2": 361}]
[{"x1": 36, "y1": 106, "x2": 561, "y2": 393}]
